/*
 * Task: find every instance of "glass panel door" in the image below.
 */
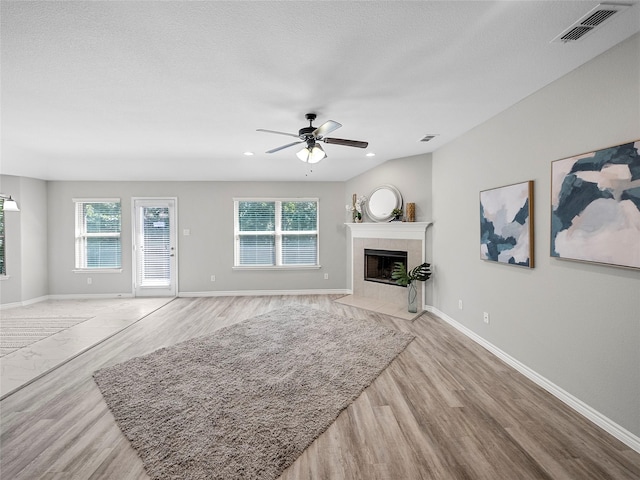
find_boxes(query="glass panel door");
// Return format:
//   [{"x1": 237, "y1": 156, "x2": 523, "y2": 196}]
[{"x1": 134, "y1": 198, "x2": 177, "y2": 296}]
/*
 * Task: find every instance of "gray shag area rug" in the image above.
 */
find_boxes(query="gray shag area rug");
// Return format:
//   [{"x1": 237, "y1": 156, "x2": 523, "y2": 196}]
[{"x1": 94, "y1": 305, "x2": 414, "y2": 480}]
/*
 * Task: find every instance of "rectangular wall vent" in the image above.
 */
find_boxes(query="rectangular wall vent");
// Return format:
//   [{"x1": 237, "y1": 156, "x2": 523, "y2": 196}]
[{"x1": 552, "y1": 3, "x2": 630, "y2": 43}]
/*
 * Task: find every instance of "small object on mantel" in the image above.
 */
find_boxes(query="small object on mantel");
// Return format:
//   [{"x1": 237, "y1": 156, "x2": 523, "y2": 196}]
[{"x1": 406, "y1": 203, "x2": 416, "y2": 222}]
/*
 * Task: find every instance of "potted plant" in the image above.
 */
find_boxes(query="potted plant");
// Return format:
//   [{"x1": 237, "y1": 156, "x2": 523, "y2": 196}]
[
  {"x1": 391, "y1": 261, "x2": 432, "y2": 313},
  {"x1": 391, "y1": 208, "x2": 403, "y2": 221}
]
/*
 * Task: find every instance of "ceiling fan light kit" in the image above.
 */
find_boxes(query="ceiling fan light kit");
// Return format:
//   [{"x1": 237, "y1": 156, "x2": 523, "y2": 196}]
[
  {"x1": 297, "y1": 143, "x2": 326, "y2": 163},
  {"x1": 258, "y1": 113, "x2": 368, "y2": 164}
]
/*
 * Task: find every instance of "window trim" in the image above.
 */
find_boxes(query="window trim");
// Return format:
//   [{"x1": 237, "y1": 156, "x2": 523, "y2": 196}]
[
  {"x1": 73, "y1": 198, "x2": 122, "y2": 271},
  {"x1": 233, "y1": 197, "x2": 320, "y2": 269}
]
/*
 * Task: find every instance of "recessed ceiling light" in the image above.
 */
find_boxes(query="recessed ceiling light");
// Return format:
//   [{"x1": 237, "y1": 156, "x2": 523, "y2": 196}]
[
  {"x1": 243, "y1": 151, "x2": 254, "y2": 156},
  {"x1": 365, "y1": 152, "x2": 376, "y2": 157}
]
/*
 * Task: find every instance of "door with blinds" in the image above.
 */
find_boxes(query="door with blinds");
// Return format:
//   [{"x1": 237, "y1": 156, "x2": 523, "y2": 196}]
[{"x1": 133, "y1": 198, "x2": 177, "y2": 297}]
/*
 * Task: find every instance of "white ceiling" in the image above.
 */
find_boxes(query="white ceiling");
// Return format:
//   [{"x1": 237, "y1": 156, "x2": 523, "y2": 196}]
[{"x1": 1, "y1": 1, "x2": 639, "y2": 182}]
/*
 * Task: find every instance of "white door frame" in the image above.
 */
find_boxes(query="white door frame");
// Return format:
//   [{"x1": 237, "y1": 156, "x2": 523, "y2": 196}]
[{"x1": 132, "y1": 197, "x2": 178, "y2": 297}]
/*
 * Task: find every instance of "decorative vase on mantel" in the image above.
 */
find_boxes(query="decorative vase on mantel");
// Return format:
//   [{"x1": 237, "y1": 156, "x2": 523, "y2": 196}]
[
  {"x1": 406, "y1": 203, "x2": 416, "y2": 222},
  {"x1": 351, "y1": 193, "x2": 366, "y2": 223}
]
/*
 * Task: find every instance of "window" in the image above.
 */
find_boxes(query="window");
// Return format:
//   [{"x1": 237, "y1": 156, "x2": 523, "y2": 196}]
[
  {"x1": 74, "y1": 199, "x2": 121, "y2": 270},
  {"x1": 234, "y1": 199, "x2": 319, "y2": 267},
  {"x1": 0, "y1": 199, "x2": 5, "y2": 275}
]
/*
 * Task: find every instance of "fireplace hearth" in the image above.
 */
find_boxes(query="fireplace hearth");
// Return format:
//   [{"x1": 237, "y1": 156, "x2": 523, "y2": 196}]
[{"x1": 364, "y1": 249, "x2": 407, "y2": 286}]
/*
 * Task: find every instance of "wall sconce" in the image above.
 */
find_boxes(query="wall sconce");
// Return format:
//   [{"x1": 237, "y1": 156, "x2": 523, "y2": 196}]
[{"x1": 0, "y1": 194, "x2": 20, "y2": 212}]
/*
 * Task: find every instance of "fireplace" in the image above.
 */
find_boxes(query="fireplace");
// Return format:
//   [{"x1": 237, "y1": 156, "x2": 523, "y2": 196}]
[
  {"x1": 345, "y1": 222, "x2": 430, "y2": 314},
  {"x1": 364, "y1": 249, "x2": 407, "y2": 287}
]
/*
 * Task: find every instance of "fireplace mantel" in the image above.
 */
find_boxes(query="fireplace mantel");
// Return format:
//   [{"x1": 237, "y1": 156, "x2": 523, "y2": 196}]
[
  {"x1": 341, "y1": 221, "x2": 431, "y2": 319},
  {"x1": 345, "y1": 222, "x2": 431, "y2": 240}
]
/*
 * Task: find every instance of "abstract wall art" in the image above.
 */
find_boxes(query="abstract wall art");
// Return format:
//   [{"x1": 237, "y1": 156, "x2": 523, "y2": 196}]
[
  {"x1": 480, "y1": 180, "x2": 534, "y2": 268},
  {"x1": 551, "y1": 140, "x2": 640, "y2": 270}
]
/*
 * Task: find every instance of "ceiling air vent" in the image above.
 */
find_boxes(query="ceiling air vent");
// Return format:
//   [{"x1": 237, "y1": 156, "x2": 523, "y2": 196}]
[
  {"x1": 552, "y1": 3, "x2": 631, "y2": 43},
  {"x1": 419, "y1": 134, "x2": 438, "y2": 142}
]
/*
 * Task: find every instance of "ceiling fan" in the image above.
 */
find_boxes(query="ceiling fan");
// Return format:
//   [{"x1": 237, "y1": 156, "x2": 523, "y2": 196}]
[{"x1": 257, "y1": 113, "x2": 369, "y2": 163}]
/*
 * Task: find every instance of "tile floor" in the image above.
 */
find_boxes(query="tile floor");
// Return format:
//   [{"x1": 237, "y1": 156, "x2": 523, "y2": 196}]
[
  {"x1": 0, "y1": 297, "x2": 173, "y2": 399},
  {"x1": 334, "y1": 294, "x2": 421, "y2": 321}
]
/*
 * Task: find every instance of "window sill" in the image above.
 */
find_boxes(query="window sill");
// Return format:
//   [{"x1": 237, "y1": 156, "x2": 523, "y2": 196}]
[
  {"x1": 73, "y1": 269, "x2": 123, "y2": 274},
  {"x1": 0, "y1": 275, "x2": 10, "y2": 281},
  {"x1": 233, "y1": 265, "x2": 322, "y2": 271}
]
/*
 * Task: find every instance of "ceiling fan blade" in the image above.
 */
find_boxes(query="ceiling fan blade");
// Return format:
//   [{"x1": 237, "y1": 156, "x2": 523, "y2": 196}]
[
  {"x1": 323, "y1": 137, "x2": 369, "y2": 148},
  {"x1": 313, "y1": 120, "x2": 342, "y2": 138},
  {"x1": 266, "y1": 140, "x2": 304, "y2": 154},
  {"x1": 257, "y1": 129, "x2": 300, "y2": 138}
]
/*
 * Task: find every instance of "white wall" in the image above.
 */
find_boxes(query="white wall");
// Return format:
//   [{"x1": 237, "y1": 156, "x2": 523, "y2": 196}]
[
  {"x1": 432, "y1": 34, "x2": 640, "y2": 438},
  {"x1": 46, "y1": 180, "x2": 348, "y2": 296}
]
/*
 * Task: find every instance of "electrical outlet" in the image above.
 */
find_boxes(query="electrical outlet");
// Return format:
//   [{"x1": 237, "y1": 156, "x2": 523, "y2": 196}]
[
  {"x1": 483, "y1": 312, "x2": 490, "y2": 324},
  {"x1": 210, "y1": 275, "x2": 216, "y2": 282},
  {"x1": 87, "y1": 277, "x2": 92, "y2": 285},
  {"x1": 324, "y1": 273, "x2": 329, "y2": 280},
  {"x1": 458, "y1": 299, "x2": 463, "y2": 310}
]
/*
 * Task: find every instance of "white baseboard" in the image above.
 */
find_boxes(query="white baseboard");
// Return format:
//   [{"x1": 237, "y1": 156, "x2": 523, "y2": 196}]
[
  {"x1": 179, "y1": 289, "x2": 350, "y2": 297},
  {"x1": 47, "y1": 293, "x2": 135, "y2": 300},
  {"x1": 2, "y1": 290, "x2": 347, "y2": 306},
  {"x1": 1, "y1": 293, "x2": 135, "y2": 309},
  {"x1": 425, "y1": 306, "x2": 640, "y2": 454},
  {"x1": 1, "y1": 295, "x2": 51, "y2": 309},
  {"x1": 0, "y1": 300, "x2": 28, "y2": 310}
]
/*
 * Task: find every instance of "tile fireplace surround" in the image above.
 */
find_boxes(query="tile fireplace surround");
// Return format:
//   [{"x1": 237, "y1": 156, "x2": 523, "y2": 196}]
[{"x1": 340, "y1": 222, "x2": 431, "y2": 320}]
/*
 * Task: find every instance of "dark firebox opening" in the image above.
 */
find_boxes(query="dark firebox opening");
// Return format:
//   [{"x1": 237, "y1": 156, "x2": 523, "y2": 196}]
[{"x1": 364, "y1": 249, "x2": 407, "y2": 287}]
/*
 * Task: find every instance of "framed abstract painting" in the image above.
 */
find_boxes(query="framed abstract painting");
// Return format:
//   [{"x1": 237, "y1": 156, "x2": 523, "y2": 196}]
[
  {"x1": 480, "y1": 180, "x2": 534, "y2": 268},
  {"x1": 551, "y1": 140, "x2": 640, "y2": 270}
]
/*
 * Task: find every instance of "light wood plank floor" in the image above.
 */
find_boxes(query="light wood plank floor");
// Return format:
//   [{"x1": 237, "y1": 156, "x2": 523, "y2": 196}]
[{"x1": 1, "y1": 295, "x2": 639, "y2": 479}]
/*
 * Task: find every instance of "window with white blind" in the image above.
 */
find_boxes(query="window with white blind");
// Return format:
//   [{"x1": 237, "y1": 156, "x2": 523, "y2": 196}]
[
  {"x1": 74, "y1": 199, "x2": 122, "y2": 270},
  {"x1": 234, "y1": 199, "x2": 319, "y2": 267}
]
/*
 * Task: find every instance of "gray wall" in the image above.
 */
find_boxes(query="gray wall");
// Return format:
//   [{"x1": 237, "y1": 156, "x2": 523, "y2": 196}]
[
  {"x1": 344, "y1": 153, "x2": 434, "y2": 298},
  {"x1": 345, "y1": 153, "x2": 433, "y2": 224},
  {"x1": 431, "y1": 34, "x2": 640, "y2": 436},
  {"x1": 46, "y1": 181, "x2": 348, "y2": 295},
  {"x1": 0, "y1": 175, "x2": 48, "y2": 304}
]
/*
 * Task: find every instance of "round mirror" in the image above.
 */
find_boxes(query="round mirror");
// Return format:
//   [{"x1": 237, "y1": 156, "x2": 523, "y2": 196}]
[{"x1": 365, "y1": 184, "x2": 403, "y2": 222}]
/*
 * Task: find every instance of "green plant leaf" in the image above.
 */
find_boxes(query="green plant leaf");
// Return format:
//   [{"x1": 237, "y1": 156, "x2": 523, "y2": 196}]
[
  {"x1": 391, "y1": 261, "x2": 410, "y2": 286},
  {"x1": 392, "y1": 261, "x2": 432, "y2": 286},
  {"x1": 409, "y1": 262, "x2": 431, "y2": 282}
]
